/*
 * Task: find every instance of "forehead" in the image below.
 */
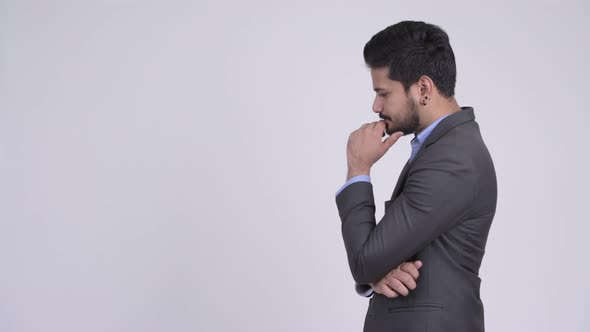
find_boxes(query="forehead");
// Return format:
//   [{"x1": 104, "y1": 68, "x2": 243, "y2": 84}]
[{"x1": 370, "y1": 67, "x2": 403, "y2": 91}]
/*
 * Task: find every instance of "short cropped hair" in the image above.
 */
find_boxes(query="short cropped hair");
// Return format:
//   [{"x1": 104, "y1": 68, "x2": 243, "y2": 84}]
[{"x1": 363, "y1": 21, "x2": 457, "y2": 98}]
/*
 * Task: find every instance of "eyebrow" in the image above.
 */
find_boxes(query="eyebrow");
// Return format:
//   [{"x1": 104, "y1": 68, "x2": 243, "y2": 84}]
[{"x1": 373, "y1": 88, "x2": 388, "y2": 92}]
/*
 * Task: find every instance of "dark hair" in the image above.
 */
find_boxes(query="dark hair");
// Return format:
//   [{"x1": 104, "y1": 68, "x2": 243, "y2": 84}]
[{"x1": 363, "y1": 21, "x2": 456, "y2": 98}]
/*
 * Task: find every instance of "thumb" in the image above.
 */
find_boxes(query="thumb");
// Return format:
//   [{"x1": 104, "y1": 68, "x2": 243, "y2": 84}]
[{"x1": 383, "y1": 131, "x2": 404, "y2": 149}]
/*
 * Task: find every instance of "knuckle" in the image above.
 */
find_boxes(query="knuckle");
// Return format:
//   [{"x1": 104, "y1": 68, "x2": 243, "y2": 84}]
[
  {"x1": 397, "y1": 282, "x2": 405, "y2": 291},
  {"x1": 388, "y1": 279, "x2": 401, "y2": 290},
  {"x1": 390, "y1": 277, "x2": 402, "y2": 286},
  {"x1": 402, "y1": 275, "x2": 412, "y2": 284},
  {"x1": 401, "y1": 264, "x2": 414, "y2": 273},
  {"x1": 404, "y1": 268, "x2": 418, "y2": 279}
]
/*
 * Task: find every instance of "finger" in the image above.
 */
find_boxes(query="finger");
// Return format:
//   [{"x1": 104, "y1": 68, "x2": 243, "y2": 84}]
[
  {"x1": 380, "y1": 285, "x2": 399, "y2": 299},
  {"x1": 387, "y1": 278, "x2": 409, "y2": 296},
  {"x1": 413, "y1": 260, "x2": 423, "y2": 269},
  {"x1": 375, "y1": 121, "x2": 392, "y2": 135},
  {"x1": 375, "y1": 120, "x2": 386, "y2": 130},
  {"x1": 392, "y1": 270, "x2": 417, "y2": 290},
  {"x1": 382, "y1": 131, "x2": 404, "y2": 149},
  {"x1": 399, "y1": 262, "x2": 420, "y2": 280},
  {"x1": 373, "y1": 283, "x2": 398, "y2": 298}
]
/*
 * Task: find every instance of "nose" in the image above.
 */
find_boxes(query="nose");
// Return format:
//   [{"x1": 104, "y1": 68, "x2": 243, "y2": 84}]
[{"x1": 372, "y1": 97, "x2": 382, "y2": 113}]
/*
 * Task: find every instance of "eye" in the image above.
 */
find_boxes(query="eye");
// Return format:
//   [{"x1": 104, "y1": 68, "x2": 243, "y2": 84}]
[{"x1": 378, "y1": 92, "x2": 389, "y2": 97}]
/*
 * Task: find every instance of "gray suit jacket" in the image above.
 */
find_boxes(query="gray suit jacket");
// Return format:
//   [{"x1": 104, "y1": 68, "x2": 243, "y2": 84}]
[{"x1": 336, "y1": 107, "x2": 497, "y2": 332}]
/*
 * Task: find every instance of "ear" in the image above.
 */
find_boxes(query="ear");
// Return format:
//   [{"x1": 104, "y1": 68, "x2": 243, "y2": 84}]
[{"x1": 416, "y1": 75, "x2": 435, "y2": 98}]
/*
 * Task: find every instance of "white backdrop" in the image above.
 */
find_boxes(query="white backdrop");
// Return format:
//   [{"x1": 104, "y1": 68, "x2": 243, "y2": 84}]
[{"x1": 2, "y1": 0, "x2": 589, "y2": 331}]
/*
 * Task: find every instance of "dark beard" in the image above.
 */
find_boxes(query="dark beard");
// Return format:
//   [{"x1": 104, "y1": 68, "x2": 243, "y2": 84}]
[{"x1": 382, "y1": 98, "x2": 420, "y2": 136}]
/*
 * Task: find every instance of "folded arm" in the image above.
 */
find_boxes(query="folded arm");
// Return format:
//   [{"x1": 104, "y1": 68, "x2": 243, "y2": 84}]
[{"x1": 336, "y1": 153, "x2": 477, "y2": 285}]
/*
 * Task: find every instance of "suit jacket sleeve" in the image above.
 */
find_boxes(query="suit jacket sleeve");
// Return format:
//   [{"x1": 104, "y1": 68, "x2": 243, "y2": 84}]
[{"x1": 335, "y1": 150, "x2": 478, "y2": 285}]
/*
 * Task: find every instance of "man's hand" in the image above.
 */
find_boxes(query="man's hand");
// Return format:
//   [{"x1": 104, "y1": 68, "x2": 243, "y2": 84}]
[
  {"x1": 346, "y1": 121, "x2": 403, "y2": 180},
  {"x1": 369, "y1": 260, "x2": 423, "y2": 298}
]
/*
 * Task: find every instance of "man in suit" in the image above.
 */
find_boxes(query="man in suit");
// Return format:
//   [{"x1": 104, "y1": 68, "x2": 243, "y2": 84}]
[{"x1": 335, "y1": 21, "x2": 497, "y2": 331}]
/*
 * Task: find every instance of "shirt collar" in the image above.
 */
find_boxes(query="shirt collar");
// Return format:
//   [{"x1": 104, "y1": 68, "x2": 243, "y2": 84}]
[{"x1": 412, "y1": 114, "x2": 452, "y2": 145}]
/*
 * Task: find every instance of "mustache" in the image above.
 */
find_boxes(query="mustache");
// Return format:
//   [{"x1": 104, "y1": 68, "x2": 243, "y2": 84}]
[{"x1": 379, "y1": 114, "x2": 391, "y2": 121}]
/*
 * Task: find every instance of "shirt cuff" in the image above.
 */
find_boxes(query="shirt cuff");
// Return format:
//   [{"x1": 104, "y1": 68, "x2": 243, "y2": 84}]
[
  {"x1": 355, "y1": 283, "x2": 374, "y2": 297},
  {"x1": 335, "y1": 175, "x2": 371, "y2": 196}
]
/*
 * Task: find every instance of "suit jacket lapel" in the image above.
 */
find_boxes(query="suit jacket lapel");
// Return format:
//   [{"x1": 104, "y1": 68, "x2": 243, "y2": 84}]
[{"x1": 390, "y1": 159, "x2": 412, "y2": 200}]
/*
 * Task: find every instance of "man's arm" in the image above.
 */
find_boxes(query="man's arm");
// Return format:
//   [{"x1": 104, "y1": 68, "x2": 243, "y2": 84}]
[
  {"x1": 371, "y1": 260, "x2": 422, "y2": 298},
  {"x1": 337, "y1": 177, "x2": 423, "y2": 298},
  {"x1": 354, "y1": 260, "x2": 423, "y2": 298},
  {"x1": 335, "y1": 151, "x2": 477, "y2": 285}
]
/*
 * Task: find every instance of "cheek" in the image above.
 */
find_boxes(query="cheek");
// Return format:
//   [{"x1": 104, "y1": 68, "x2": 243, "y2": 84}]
[{"x1": 383, "y1": 99, "x2": 399, "y2": 114}]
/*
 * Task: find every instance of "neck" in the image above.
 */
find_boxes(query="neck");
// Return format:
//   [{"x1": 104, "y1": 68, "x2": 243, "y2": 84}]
[{"x1": 416, "y1": 97, "x2": 461, "y2": 133}]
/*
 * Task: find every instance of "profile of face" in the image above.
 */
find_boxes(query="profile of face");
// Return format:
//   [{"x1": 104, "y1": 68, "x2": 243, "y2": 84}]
[{"x1": 370, "y1": 67, "x2": 420, "y2": 136}]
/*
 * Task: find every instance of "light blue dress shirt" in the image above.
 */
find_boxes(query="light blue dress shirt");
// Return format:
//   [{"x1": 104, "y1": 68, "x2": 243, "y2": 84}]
[{"x1": 335, "y1": 114, "x2": 451, "y2": 297}]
